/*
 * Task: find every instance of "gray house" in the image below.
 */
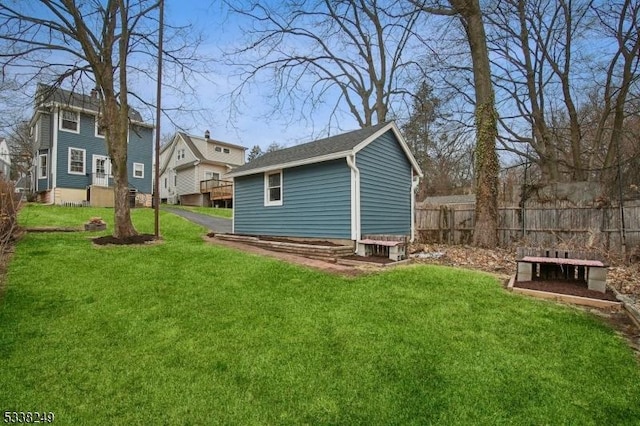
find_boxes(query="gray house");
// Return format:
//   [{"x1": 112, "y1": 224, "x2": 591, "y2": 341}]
[{"x1": 226, "y1": 121, "x2": 423, "y2": 244}]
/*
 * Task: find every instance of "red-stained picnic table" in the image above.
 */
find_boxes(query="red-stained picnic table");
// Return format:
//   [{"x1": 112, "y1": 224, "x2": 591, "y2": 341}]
[
  {"x1": 517, "y1": 253, "x2": 608, "y2": 293},
  {"x1": 520, "y1": 256, "x2": 605, "y2": 268}
]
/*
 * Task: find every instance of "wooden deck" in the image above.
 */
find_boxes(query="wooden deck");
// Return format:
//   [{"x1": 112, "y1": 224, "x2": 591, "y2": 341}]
[{"x1": 200, "y1": 178, "x2": 233, "y2": 201}]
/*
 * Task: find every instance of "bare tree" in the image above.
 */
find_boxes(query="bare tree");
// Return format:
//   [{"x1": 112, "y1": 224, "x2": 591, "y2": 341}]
[
  {"x1": 6, "y1": 120, "x2": 35, "y2": 183},
  {"x1": 592, "y1": 0, "x2": 640, "y2": 183},
  {"x1": 402, "y1": 80, "x2": 473, "y2": 197},
  {"x1": 224, "y1": 0, "x2": 428, "y2": 131},
  {"x1": 487, "y1": 0, "x2": 640, "y2": 189},
  {"x1": 417, "y1": 0, "x2": 499, "y2": 248},
  {"x1": 0, "y1": 0, "x2": 205, "y2": 238}
]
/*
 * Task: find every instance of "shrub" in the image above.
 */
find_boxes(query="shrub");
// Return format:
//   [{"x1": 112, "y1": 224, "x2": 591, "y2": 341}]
[{"x1": 0, "y1": 180, "x2": 21, "y2": 249}]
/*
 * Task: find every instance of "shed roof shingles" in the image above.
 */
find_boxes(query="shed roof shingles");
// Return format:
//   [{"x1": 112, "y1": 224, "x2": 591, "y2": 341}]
[{"x1": 230, "y1": 122, "x2": 389, "y2": 175}]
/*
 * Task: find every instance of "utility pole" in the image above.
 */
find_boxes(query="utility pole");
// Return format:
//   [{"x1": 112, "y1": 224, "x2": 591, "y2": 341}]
[{"x1": 154, "y1": 0, "x2": 164, "y2": 238}]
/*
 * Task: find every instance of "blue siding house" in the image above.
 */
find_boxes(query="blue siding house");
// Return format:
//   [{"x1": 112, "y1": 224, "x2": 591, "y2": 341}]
[
  {"x1": 227, "y1": 121, "x2": 423, "y2": 243},
  {"x1": 30, "y1": 84, "x2": 154, "y2": 206}
]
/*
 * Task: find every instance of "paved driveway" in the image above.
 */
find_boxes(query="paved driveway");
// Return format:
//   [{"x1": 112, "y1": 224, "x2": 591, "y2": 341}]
[{"x1": 163, "y1": 207, "x2": 232, "y2": 233}]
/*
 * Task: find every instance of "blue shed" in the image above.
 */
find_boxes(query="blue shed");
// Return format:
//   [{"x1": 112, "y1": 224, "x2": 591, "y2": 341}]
[{"x1": 226, "y1": 121, "x2": 423, "y2": 243}]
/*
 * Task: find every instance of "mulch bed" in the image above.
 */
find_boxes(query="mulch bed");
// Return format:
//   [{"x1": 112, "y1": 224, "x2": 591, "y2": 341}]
[
  {"x1": 258, "y1": 236, "x2": 345, "y2": 246},
  {"x1": 208, "y1": 233, "x2": 346, "y2": 247},
  {"x1": 514, "y1": 280, "x2": 619, "y2": 302},
  {"x1": 341, "y1": 255, "x2": 396, "y2": 265},
  {"x1": 92, "y1": 234, "x2": 157, "y2": 246}
]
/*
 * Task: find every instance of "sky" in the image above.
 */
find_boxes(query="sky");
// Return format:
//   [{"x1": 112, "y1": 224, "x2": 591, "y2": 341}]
[
  {"x1": 151, "y1": 0, "x2": 361, "y2": 151},
  {"x1": 0, "y1": 0, "x2": 360, "y2": 153}
]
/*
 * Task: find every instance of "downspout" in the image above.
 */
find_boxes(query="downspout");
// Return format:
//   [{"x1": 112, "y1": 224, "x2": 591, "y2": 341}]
[
  {"x1": 231, "y1": 177, "x2": 235, "y2": 234},
  {"x1": 50, "y1": 107, "x2": 58, "y2": 205},
  {"x1": 346, "y1": 154, "x2": 361, "y2": 243},
  {"x1": 411, "y1": 173, "x2": 420, "y2": 243}
]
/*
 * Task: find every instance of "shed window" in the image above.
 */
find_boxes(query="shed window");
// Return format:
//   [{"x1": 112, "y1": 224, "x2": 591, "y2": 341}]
[
  {"x1": 60, "y1": 109, "x2": 79, "y2": 133},
  {"x1": 264, "y1": 170, "x2": 282, "y2": 206}
]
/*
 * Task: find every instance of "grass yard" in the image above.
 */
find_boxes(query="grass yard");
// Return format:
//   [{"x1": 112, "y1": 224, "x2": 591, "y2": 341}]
[
  {"x1": 1, "y1": 205, "x2": 639, "y2": 424},
  {"x1": 162, "y1": 204, "x2": 233, "y2": 218}
]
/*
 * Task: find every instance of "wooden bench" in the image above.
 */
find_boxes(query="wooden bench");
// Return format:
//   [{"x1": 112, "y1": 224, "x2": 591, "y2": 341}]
[
  {"x1": 516, "y1": 248, "x2": 608, "y2": 293},
  {"x1": 356, "y1": 236, "x2": 407, "y2": 261}
]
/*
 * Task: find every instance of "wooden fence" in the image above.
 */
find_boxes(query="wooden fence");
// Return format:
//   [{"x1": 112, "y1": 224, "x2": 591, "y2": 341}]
[{"x1": 415, "y1": 201, "x2": 640, "y2": 251}]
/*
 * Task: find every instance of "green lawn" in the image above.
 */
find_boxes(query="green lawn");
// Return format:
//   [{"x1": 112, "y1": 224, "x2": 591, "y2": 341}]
[
  {"x1": 1, "y1": 205, "x2": 639, "y2": 424},
  {"x1": 162, "y1": 204, "x2": 233, "y2": 218}
]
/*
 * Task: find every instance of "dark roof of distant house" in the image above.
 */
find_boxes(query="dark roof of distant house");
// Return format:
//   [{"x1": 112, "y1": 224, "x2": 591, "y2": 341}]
[
  {"x1": 36, "y1": 83, "x2": 145, "y2": 123},
  {"x1": 228, "y1": 121, "x2": 421, "y2": 178}
]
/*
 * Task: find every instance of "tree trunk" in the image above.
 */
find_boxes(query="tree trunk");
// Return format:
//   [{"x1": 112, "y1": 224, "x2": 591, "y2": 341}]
[
  {"x1": 103, "y1": 96, "x2": 137, "y2": 239},
  {"x1": 450, "y1": 0, "x2": 499, "y2": 248}
]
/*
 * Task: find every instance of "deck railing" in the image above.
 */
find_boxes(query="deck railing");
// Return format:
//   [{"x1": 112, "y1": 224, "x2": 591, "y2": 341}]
[{"x1": 200, "y1": 178, "x2": 233, "y2": 200}]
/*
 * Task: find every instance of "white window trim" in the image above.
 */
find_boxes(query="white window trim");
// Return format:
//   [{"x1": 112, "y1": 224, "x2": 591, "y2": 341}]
[
  {"x1": 59, "y1": 109, "x2": 80, "y2": 134},
  {"x1": 204, "y1": 171, "x2": 220, "y2": 181},
  {"x1": 94, "y1": 116, "x2": 105, "y2": 138},
  {"x1": 38, "y1": 153, "x2": 47, "y2": 179},
  {"x1": 33, "y1": 122, "x2": 40, "y2": 144},
  {"x1": 264, "y1": 170, "x2": 283, "y2": 207},
  {"x1": 133, "y1": 162, "x2": 144, "y2": 179},
  {"x1": 68, "y1": 147, "x2": 86, "y2": 175},
  {"x1": 92, "y1": 155, "x2": 112, "y2": 176}
]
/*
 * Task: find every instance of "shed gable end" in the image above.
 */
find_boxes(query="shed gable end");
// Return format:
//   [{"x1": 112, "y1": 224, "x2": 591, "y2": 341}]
[{"x1": 357, "y1": 130, "x2": 412, "y2": 235}]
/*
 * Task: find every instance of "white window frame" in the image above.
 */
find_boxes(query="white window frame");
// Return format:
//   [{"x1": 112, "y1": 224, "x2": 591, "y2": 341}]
[
  {"x1": 68, "y1": 147, "x2": 86, "y2": 175},
  {"x1": 214, "y1": 146, "x2": 222, "y2": 152},
  {"x1": 133, "y1": 162, "x2": 144, "y2": 179},
  {"x1": 223, "y1": 148, "x2": 230, "y2": 154},
  {"x1": 264, "y1": 170, "x2": 283, "y2": 207},
  {"x1": 59, "y1": 109, "x2": 80, "y2": 133},
  {"x1": 95, "y1": 116, "x2": 106, "y2": 138},
  {"x1": 204, "y1": 171, "x2": 220, "y2": 181},
  {"x1": 38, "y1": 153, "x2": 48, "y2": 179},
  {"x1": 33, "y1": 122, "x2": 40, "y2": 144}
]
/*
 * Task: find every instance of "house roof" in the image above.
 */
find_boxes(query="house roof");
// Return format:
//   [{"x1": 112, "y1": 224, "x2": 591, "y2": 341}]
[
  {"x1": 227, "y1": 121, "x2": 423, "y2": 178},
  {"x1": 35, "y1": 83, "x2": 146, "y2": 123},
  {"x1": 159, "y1": 131, "x2": 245, "y2": 176}
]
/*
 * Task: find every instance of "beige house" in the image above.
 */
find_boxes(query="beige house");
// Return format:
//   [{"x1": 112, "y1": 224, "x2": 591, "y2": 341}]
[{"x1": 159, "y1": 130, "x2": 246, "y2": 207}]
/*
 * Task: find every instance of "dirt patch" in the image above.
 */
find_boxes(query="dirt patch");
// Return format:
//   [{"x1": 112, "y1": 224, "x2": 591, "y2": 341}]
[
  {"x1": 204, "y1": 235, "x2": 366, "y2": 277},
  {"x1": 513, "y1": 280, "x2": 619, "y2": 302},
  {"x1": 92, "y1": 234, "x2": 158, "y2": 246},
  {"x1": 341, "y1": 254, "x2": 396, "y2": 265}
]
